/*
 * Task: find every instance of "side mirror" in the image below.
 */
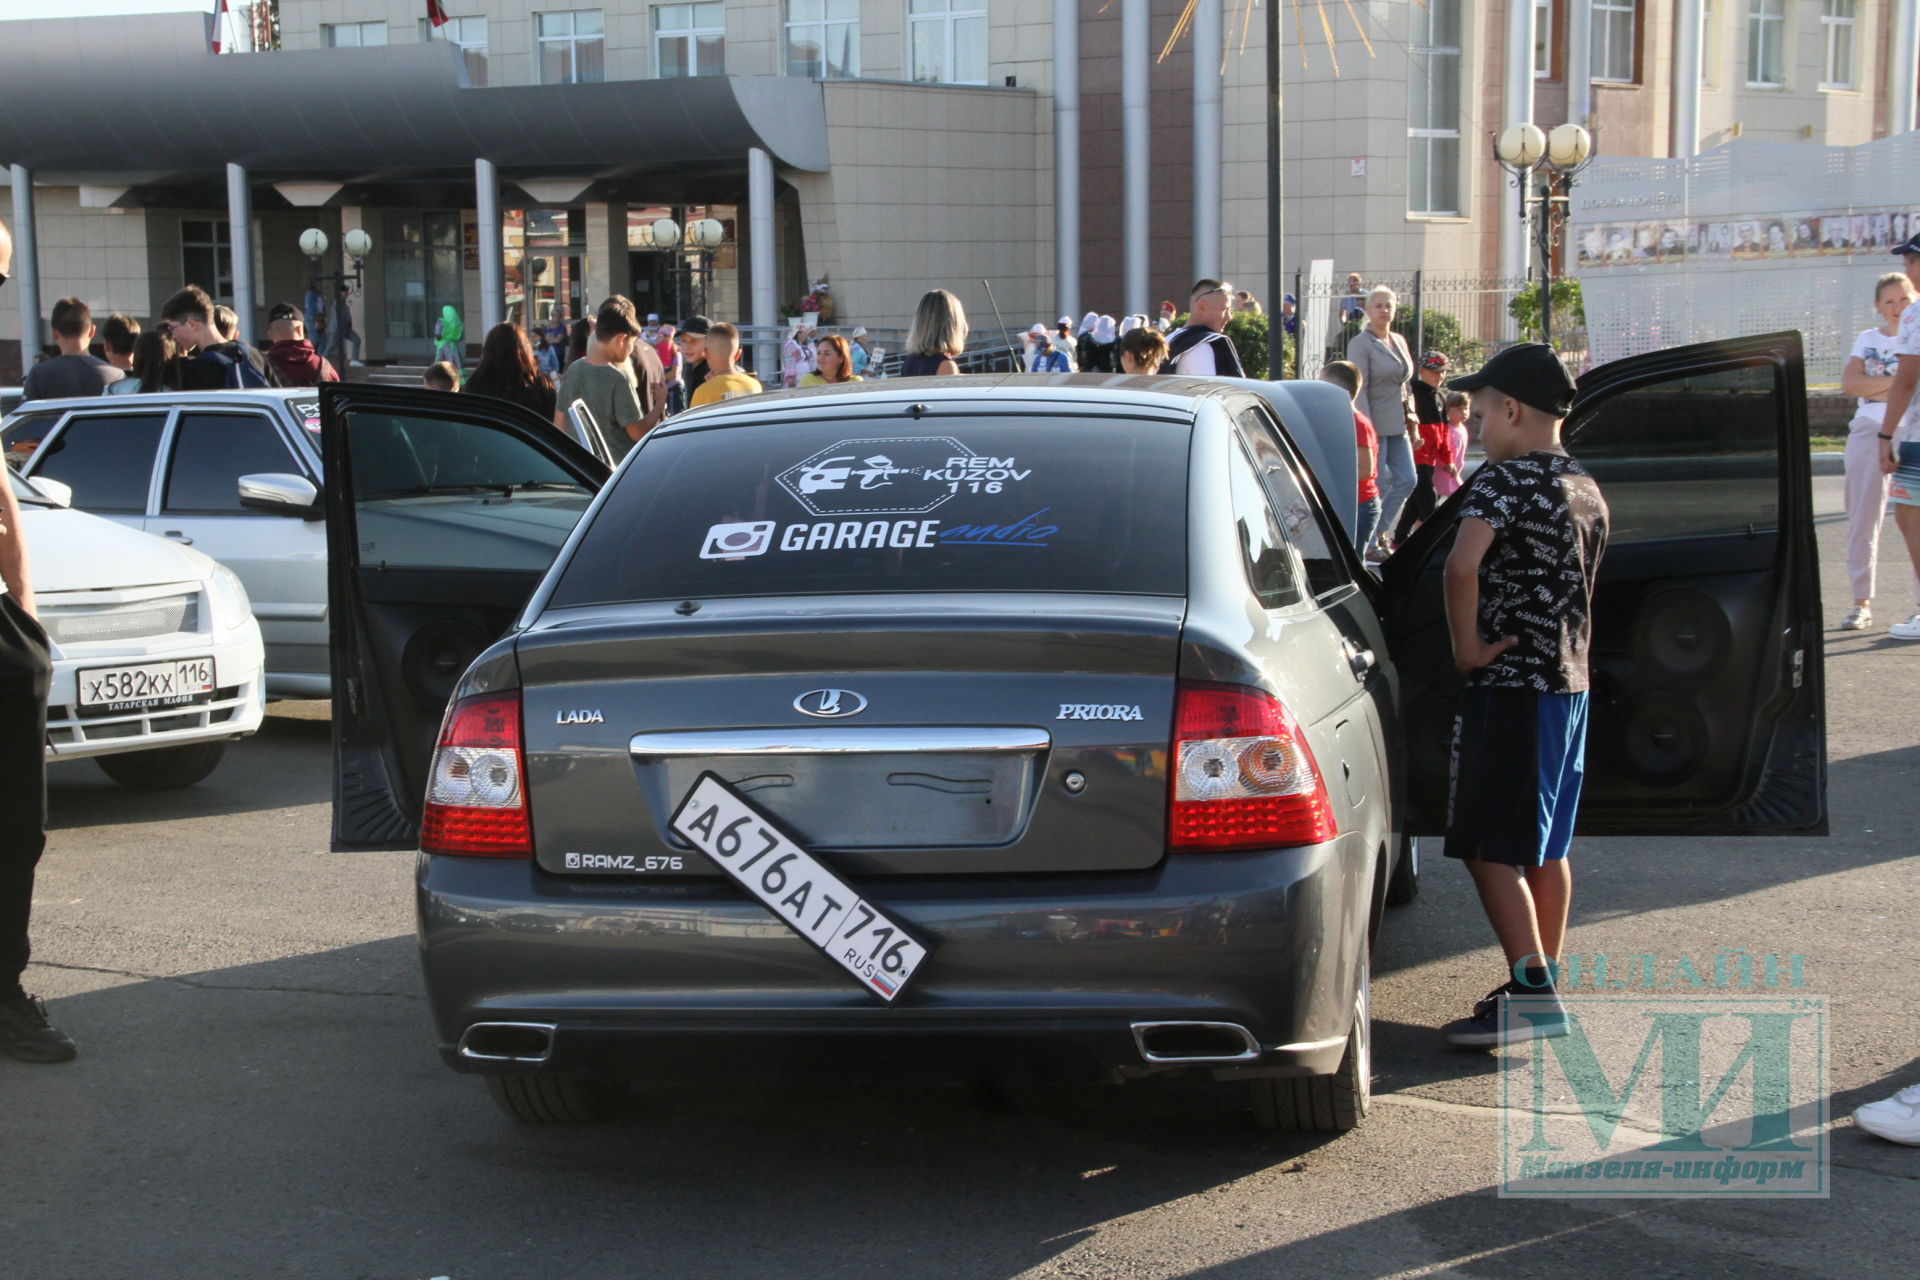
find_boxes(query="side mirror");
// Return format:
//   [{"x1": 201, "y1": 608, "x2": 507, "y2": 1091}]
[
  {"x1": 238, "y1": 472, "x2": 324, "y2": 520},
  {"x1": 26, "y1": 475, "x2": 71, "y2": 508}
]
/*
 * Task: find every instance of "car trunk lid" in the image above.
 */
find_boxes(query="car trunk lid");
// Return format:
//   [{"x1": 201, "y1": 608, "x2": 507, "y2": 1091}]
[{"x1": 516, "y1": 593, "x2": 1183, "y2": 877}]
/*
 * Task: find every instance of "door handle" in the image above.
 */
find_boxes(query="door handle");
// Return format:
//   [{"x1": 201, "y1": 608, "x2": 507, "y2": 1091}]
[
  {"x1": 1343, "y1": 639, "x2": 1375, "y2": 680},
  {"x1": 162, "y1": 531, "x2": 193, "y2": 545}
]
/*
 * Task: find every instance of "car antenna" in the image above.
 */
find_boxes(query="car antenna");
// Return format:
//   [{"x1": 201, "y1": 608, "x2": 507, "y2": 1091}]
[{"x1": 981, "y1": 279, "x2": 1024, "y2": 375}]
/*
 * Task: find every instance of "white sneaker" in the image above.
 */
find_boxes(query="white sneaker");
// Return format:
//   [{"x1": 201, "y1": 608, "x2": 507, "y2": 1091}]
[
  {"x1": 1840, "y1": 605, "x2": 1872, "y2": 631},
  {"x1": 1890, "y1": 613, "x2": 1920, "y2": 640},
  {"x1": 1854, "y1": 1083, "x2": 1920, "y2": 1145}
]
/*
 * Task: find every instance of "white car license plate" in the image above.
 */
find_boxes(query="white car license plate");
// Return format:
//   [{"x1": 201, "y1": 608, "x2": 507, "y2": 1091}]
[
  {"x1": 77, "y1": 657, "x2": 216, "y2": 717},
  {"x1": 670, "y1": 773, "x2": 930, "y2": 1003}
]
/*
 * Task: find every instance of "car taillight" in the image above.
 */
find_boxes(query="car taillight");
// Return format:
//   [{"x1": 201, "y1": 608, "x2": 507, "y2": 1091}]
[
  {"x1": 421, "y1": 692, "x2": 532, "y2": 857},
  {"x1": 1169, "y1": 682, "x2": 1338, "y2": 851}
]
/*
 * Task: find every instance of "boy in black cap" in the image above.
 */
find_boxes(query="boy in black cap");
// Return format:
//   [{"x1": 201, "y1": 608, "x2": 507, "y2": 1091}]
[{"x1": 1438, "y1": 343, "x2": 1609, "y2": 1047}]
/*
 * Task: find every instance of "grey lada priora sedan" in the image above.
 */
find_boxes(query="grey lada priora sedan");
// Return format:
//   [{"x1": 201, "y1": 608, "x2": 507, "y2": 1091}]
[{"x1": 322, "y1": 332, "x2": 1825, "y2": 1132}]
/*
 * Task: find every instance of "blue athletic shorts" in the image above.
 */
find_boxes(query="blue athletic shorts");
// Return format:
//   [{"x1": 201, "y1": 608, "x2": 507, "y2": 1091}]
[
  {"x1": 1443, "y1": 686, "x2": 1589, "y2": 867},
  {"x1": 1890, "y1": 441, "x2": 1920, "y2": 507}
]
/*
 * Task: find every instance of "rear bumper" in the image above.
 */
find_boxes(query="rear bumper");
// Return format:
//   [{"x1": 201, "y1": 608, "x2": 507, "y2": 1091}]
[{"x1": 418, "y1": 836, "x2": 1372, "y2": 1083}]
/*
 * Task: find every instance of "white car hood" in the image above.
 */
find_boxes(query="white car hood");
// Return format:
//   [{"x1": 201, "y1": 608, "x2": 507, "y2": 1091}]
[{"x1": 19, "y1": 507, "x2": 210, "y2": 594}]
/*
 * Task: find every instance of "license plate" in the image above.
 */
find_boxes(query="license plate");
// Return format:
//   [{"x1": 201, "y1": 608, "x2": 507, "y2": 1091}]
[
  {"x1": 76, "y1": 657, "x2": 216, "y2": 717},
  {"x1": 670, "y1": 773, "x2": 930, "y2": 1003}
]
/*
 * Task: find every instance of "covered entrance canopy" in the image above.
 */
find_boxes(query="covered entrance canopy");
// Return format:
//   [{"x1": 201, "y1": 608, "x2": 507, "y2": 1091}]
[{"x1": 0, "y1": 12, "x2": 826, "y2": 349}]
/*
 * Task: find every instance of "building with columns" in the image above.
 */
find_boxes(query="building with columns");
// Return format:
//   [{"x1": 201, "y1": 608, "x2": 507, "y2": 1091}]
[{"x1": 1, "y1": 1, "x2": 1916, "y2": 377}]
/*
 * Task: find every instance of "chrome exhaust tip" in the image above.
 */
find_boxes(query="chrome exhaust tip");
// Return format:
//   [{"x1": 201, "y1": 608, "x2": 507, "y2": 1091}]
[
  {"x1": 458, "y1": 1021, "x2": 557, "y2": 1064},
  {"x1": 1130, "y1": 1021, "x2": 1262, "y2": 1064}
]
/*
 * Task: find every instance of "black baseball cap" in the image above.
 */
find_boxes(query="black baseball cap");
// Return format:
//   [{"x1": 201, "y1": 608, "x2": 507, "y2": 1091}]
[
  {"x1": 1892, "y1": 232, "x2": 1920, "y2": 257},
  {"x1": 267, "y1": 301, "x2": 300, "y2": 321},
  {"x1": 1447, "y1": 342, "x2": 1577, "y2": 417},
  {"x1": 679, "y1": 314, "x2": 713, "y2": 335}
]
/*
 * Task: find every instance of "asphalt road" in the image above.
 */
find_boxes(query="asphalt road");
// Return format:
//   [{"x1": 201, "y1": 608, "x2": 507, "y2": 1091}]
[{"x1": 3, "y1": 473, "x2": 1915, "y2": 1280}]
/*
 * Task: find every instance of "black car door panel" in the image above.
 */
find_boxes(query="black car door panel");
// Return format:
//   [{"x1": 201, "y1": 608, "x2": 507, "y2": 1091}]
[
  {"x1": 321, "y1": 383, "x2": 609, "y2": 851},
  {"x1": 1381, "y1": 332, "x2": 1826, "y2": 837}
]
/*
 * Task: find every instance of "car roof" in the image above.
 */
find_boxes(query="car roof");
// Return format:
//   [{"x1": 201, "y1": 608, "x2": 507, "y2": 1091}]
[
  {"x1": 5, "y1": 388, "x2": 313, "y2": 416},
  {"x1": 654, "y1": 373, "x2": 1247, "y2": 435}
]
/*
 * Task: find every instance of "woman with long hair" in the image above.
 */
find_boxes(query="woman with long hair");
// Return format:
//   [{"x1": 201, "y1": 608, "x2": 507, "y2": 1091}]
[
  {"x1": 461, "y1": 322, "x2": 557, "y2": 420},
  {"x1": 566, "y1": 317, "x2": 594, "y2": 368},
  {"x1": 106, "y1": 326, "x2": 180, "y2": 395},
  {"x1": 900, "y1": 289, "x2": 967, "y2": 376},
  {"x1": 799, "y1": 334, "x2": 860, "y2": 385}
]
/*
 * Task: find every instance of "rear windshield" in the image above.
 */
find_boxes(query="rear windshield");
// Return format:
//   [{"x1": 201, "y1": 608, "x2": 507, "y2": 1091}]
[{"x1": 547, "y1": 414, "x2": 1190, "y2": 606}]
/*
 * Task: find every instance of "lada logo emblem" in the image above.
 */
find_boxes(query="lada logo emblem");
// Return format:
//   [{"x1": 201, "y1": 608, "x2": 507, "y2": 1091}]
[{"x1": 794, "y1": 688, "x2": 868, "y2": 718}]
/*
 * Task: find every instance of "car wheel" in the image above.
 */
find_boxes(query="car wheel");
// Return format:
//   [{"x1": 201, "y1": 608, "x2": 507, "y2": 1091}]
[
  {"x1": 484, "y1": 1072, "x2": 618, "y2": 1124},
  {"x1": 1385, "y1": 833, "x2": 1421, "y2": 906},
  {"x1": 1250, "y1": 946, "x2": 1371, "y2": 1133},
  {"x1": 94, "y1": 741, "x2": 228, "y2": 790}
]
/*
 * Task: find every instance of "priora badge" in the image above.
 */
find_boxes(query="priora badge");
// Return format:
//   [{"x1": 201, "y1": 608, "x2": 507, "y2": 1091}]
[{"x1": 794, "y1": 688, "x2": 868, "y2": 719}]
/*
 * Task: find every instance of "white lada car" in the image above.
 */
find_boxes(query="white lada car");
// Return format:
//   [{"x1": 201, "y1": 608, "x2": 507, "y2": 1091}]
[{"x1": 10, "y1": 469, "x2": 264, "y2": 788}]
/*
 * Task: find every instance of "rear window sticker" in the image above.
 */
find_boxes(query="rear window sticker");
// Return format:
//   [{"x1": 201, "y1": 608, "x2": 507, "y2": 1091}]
[
  {"x1": 700, "y1": 520, "x2": 777, "y2": 559},
  {"x1": 936, "y1": 508, "x2": 1060, "y2": 549},
  {"x1": 777, "y1": 437, "x2": 1032, "y2": 517}
]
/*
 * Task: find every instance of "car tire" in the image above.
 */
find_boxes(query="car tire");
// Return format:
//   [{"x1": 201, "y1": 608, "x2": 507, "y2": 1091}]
[
  {"x1": 484, "y1": 1072, "x2": 617, "y2": 1124},
  {"x1": 1385, "y1": 833, "x2": 1421, "y2": 906},
  {"x1": 94, "y1": 741, "x2": 228, "y2": 790},
  {"x1": 1250, "y1": 947, "x2": 1371, "y2": 1133}
]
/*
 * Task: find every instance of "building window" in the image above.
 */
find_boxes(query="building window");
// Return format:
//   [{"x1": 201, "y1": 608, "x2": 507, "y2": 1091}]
[
  {"x1": 538, "y1": 9, "x2": 605, "y2": 84},
  {"x1": 1747, "y1": 0, "x2": 1786, "y2": 86},
  {"x1": 1819, "y1": 0, "x2": 1854, "y2": 89},
  {"x1": 181, "y1": 220, "x2": 233, "y2": 302},
  {"x1": 908, "y1": 0, "x2": 986, "y2": 85},
  {"x1": 1591, "y1": 0, "x2": 1636, "y2": 82},
  {"x1": 786, "y1": 0, "x2": 859, "y2": 79},
  {"x1": 654, "y1": 2, "x2": 726, "y2": 77},
  {"x1": 323, "y1": 21, "x2": 387, "y2": 48},
  {"x1": 1408, "y1": 0, "x2": 1461, "y2": 217},
  {"x1": 1534, "y1": 0, "x2": 1553, "y2": 79},
  {"x1": 422, "y1": 15, "x2": 488, "y2": 86}
]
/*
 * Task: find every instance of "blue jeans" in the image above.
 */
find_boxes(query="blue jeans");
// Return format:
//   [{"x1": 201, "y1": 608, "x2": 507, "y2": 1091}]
[
  {"x1": 325, "y1": 329, "x2": 361, "y2": 365},
  {"x1": 1374, "y1": 432, "x2": 1417, "y2": 540},
  {"x1": 1355, "y1": 496, "x2": 1382, "y2": 552}
]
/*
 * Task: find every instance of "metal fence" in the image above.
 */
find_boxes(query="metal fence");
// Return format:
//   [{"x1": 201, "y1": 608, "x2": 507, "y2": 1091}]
[{"x1": 1290, "y1": 270, "x2": 1581, "y2": 380}]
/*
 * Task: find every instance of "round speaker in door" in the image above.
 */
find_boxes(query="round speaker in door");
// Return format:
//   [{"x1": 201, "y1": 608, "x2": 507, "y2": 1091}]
[
  {"x1": 401, "y1": 618, "x2": 493, "y2": 707},
  {"x1": 1610, "y1": 691, "x2": 1710, "y2": 788},
  {"x1": 1630, "y1": 588, "x2": 1731, "y2": 680}
]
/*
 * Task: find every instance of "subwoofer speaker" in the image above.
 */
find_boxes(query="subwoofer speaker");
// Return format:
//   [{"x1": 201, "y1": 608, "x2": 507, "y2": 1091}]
[
  {"x1": 1610, "y1": 691, "x2": 1710, "y2": 787},
  {"x1": 401, "y1": 618, "x2": 492, "y2": 708},
  {"x1": 1631, "y1": 588, "x2": 1731, "y2": 680}
]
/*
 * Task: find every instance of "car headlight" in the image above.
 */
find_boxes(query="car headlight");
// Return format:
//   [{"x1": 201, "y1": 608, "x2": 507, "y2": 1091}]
[{"x1": 207, "y1": 564, "x2": 253, "y2": 630}]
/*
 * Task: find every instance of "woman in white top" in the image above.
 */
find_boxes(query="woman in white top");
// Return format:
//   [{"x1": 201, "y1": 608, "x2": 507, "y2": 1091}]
[
  {"x1": 1837, "y1": 272, "x2": 1919, "y2": 630},
  {"x1": 1345, "y1": 286, "x2": 1418, "y2": 555}
]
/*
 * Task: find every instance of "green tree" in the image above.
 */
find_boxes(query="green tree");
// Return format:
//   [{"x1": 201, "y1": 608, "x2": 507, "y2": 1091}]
[
  {"x1": 1395, "y1": 308, "x2": 1481, "y2": 369},
  {"x1": 1507, "y1": 278, "x2": 1586, "y2": 342}
]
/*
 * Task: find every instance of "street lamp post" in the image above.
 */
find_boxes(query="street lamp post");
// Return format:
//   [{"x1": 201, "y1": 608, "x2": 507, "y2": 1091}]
[
  {"x1": 1491, "y1": 122, "x2": 1595, "y2": 348},
  {"x1": 299, "y1": 227, "x2": 373, "y2": 295},
  {"x1": 646, "y1": 216, "x2": 725, "y2": 320}
]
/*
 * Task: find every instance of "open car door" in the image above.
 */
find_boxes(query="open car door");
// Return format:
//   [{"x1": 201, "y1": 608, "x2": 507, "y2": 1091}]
[
  {"x1": 1381, "y1": 331, "x2": 1826, "y2": 837},
  {"x1": 321, "y1": 384, "x2": 610, "y2": 851}
]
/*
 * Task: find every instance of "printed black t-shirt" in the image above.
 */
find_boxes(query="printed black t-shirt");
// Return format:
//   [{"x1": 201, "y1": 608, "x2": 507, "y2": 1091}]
[{"x1": 1455, "y1": 450, "x2": 1609, "y2": 693}]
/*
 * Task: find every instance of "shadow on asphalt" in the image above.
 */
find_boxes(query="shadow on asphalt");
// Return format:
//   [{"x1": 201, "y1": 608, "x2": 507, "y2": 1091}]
[
  {"x1": 43, "y1": 706, "x2": 331, "y2": 830},
  {"x1": 1, "y1": 936, "x2": 1358, "y2": 1278}
]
